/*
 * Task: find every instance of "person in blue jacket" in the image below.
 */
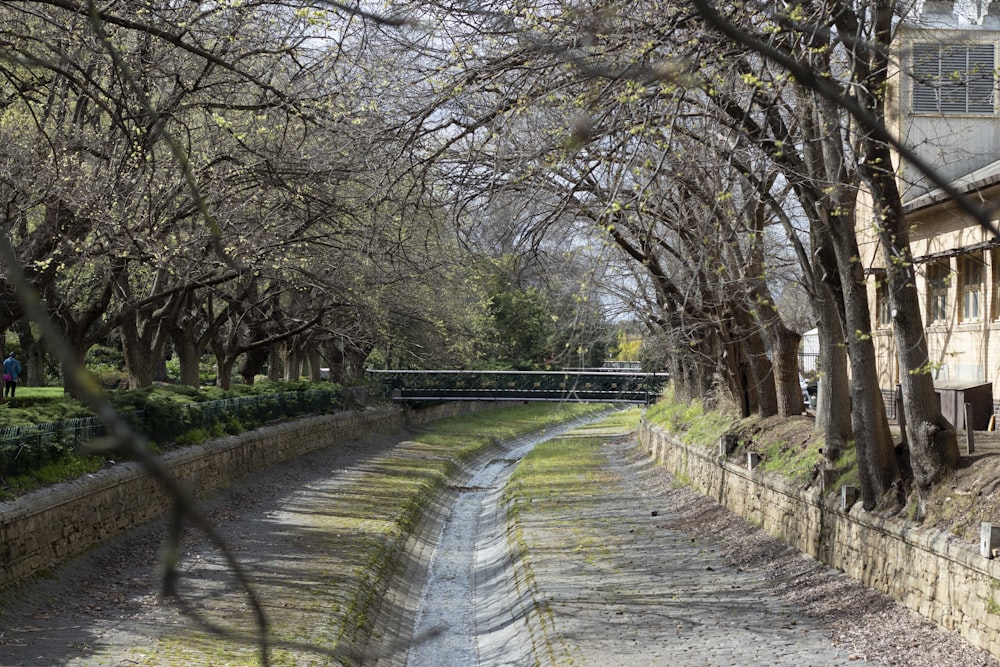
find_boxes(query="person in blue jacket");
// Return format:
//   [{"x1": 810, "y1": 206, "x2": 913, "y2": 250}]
[{"x1": 3, "y1": 352, "x2": 22, "y2": 398}]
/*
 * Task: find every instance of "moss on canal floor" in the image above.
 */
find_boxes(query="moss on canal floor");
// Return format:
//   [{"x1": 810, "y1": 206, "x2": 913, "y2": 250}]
[
  {"x1": 500, "y1": 407, "x2": 644, "y2": 664},
  {"x1": 80, "y1": 401, "x2": 608, "y2": 667}
]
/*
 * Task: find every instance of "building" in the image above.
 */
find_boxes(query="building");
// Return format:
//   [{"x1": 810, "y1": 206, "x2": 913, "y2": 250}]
[{"x1": 861, "y1": 0, "x2": 1000, "y2": 424}]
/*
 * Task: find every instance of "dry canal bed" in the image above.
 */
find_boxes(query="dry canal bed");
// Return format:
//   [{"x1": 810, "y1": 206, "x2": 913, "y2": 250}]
[
  {"x1": 0, "y1": 406, "x2": 605, "y2": 666},
  {"x1": 0, "y1": 405, "x2": 997, "y2": 667}
]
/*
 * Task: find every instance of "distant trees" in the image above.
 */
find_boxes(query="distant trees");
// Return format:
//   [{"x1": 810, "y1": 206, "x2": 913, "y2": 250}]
[{"x1": 381, "y1": 0, "x2": 807, "y2": 415}]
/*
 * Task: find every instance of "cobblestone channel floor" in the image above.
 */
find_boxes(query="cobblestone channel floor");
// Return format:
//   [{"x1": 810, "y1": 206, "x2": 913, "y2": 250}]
[
  {"x1": 514, "y1": 431, "x2": 1000, "y2": 667},
  {"x1": 0, "y1": 414, "x2": 998, "y2": 666}
]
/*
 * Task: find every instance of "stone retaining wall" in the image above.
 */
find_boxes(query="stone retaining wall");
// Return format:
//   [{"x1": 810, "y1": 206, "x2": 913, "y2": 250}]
[
  {"x1": 0, "y1": 402, "x2": 485, "y2": 590},
  {"x1": 641, "y1": 420, "x2": 1000, "y2": 659}
]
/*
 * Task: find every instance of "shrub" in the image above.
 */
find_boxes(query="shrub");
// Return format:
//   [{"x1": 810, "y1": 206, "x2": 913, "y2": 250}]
[
  {"x1": 1, "y1": 381, "x2": 341, "y2": 487},
  {"x1": 174, "y1": 428, "x2": 211, "y2": 447}
]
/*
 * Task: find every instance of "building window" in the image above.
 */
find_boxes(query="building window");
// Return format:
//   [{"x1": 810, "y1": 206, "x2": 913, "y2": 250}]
[
  {"x1": 959, "y1": 253, "x2": 983, "y2": 322},
  {"x1": 912, "y1": 42, "x2": 995, "y2": 114},
  {"x1": 875, "y1": 273, "x2": 892, "y2": 327},
  {"x1": 926, "y1": 260, "x2": 951, "y2": 324}
]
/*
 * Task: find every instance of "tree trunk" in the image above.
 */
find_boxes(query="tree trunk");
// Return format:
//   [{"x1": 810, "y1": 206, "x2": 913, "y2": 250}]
[
  {"x1": 813, "y1": 284, "x2": 852, "y2": 463},
  {"x1": 806, "y1": 85, "x2": 898, "y2": 504},
  {"x1": 50, "y1": 281, "x2": 116, "y2": 399},
  {"x1": 344, "y1": 346, "x2": 369, "y2": 380},
  {"x1": 306, "y1": 346, "x2": 322, "y2": 383},
  {"x1": 325, "y1": 340, "x2": 346, "y2": 384},
  {"x1": 774, "y1": 326, "x2": 803, "y2": 416},
  {"x1": 854, "y1": 1, "x2": 959, "y2": 505},
  {"x1": 710, "y1": 321, "x2": 749, "y2": 416},
  {"x1": 239, "y1": 347, "x2": 268, "y2": 385},
  {"x1": 889, "y1": 261, "x2": 958, "y2": 491},
  {"x1": 115, "y1": 265, "x2": 173, "y2": 390},
  {"x1": 740, "y1": 317, "x2": 778, "y2": 418},
  {"x1": 282, "y1": 338, "x2": 304, "y2": 382},
  {"x1": 14, "y1": 321, "x2": 44, "y2": 388},
  {"x1": 745, "y1": 198, "x2": 802, "y2": 417},
  {"x1": 827, "y1": 212, "x2": 899, "y2": 509},
  {"x1": 718, "y1": 329, "x2": 750, "y2": 417},
  {"x1": 174, "y1": 327, "x2": 202, "y2": 387},
  {"x1": 120, "y1": 319, "x2": 159, "y2": 389},
  {"x1": 749, "y1": 295, "x2": 803, "y2": 417},
  {"x1": 122, "y1": 335, "x2": 158, "y2": 389},
  {"x1": 872, "y1": 169, "x2": 959, "y2": 496},
  {"x1": 267, "y1": 346, "x2": 282, "y2": 382},
  {"x1": 61, "y1": 330, "x2": 97, "y2": 400},
  {"x1": 216, "y1": 354, "x2": 236, "y2": 391}
]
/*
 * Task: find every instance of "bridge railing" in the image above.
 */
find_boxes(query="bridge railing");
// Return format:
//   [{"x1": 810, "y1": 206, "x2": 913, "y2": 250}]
[{"x1": 366, "y1": 369, "x2": 669, "y2": 404}]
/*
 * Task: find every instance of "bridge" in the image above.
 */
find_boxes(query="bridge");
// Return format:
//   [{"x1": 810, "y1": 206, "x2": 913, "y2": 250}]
[{"x1": 366, "y1": 369, "x2": 668, "y2": 404}]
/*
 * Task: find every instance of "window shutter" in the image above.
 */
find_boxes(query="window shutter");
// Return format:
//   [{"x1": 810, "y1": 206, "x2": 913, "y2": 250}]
[
  {"x1": 966, "y1": 43, "x2": 995, "y2": 113},
  {"x1": 912, "y1": 43, "x2": 941, "y2": 113},
  {"x1": 939, "y1": 46, "x2": 969, "y2": 113},
  {"x1": 912, "y1": 42, "x2": 995, "y2": 114}
]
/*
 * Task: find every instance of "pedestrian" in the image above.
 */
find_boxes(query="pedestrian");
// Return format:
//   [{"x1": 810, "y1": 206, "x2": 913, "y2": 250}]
[{"x1": 3, "y1": 352, "x2": 22, "y2": 398}]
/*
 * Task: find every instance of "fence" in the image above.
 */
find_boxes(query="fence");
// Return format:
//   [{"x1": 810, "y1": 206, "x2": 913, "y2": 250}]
[
  {"x1": 799, "y1": 351, "x2": 818, "y2": 374},
  {"x1": 0, "y1": 388, "x2": 340, "y2": 480}
]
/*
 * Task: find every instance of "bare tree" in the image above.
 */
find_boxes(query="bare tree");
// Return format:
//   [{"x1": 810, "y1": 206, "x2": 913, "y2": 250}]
[{"x1": 690, "y1": 0, "x2": 960, "y2": 511}]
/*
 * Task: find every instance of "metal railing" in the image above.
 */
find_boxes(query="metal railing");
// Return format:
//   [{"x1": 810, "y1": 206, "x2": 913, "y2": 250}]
[{"x1": 366, "y1": 369, "x2": 669, "y2": 404}]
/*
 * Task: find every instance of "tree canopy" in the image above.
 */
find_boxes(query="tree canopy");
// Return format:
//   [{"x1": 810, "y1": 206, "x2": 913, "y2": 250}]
[{"x1": 0, "y1": 0, "x2": 979, "y2": 515}]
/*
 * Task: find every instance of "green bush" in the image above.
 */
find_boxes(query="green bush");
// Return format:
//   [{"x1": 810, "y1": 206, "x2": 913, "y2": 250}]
[
  {"x1": 174, "y1": 427, "x2": 211, "y2": 447},
  {"x1": 1, "y1": 381, "x2": 342, "y2": 488},
  {"x1": 0, "y1": 395, "x2": 92, "y2": 426},
  {"x1": 224, "y1": 416, "x2": 244, "y2": 435},
  {"x1": 0, "y1": 453, "x2": 106, "y2": 499}
]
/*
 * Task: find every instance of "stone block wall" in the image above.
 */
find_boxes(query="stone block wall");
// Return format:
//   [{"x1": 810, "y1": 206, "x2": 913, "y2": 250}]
[
  {"x1": 0, "y1": 402, "x2": 485, "y2": 590},
  {"x1": 641, "y1": 420, "x2": 1000, "y2": 659}
]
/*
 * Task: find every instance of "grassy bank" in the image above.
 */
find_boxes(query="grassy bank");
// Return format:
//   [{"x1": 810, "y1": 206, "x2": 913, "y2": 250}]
[{"x1": 643, "y1": 388, "x2": 859, "y2": 488}]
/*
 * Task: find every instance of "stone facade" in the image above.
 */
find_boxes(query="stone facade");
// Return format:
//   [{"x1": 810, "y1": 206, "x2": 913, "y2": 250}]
[
  {"x1": 641, "y1": 420, "x2": 1000, "y2": 659},
  {"x1": 0, "y1": 402, "x2": 482, "y2": 590}
]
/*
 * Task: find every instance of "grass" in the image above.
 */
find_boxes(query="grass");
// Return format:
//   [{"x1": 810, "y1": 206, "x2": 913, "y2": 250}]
[
  {"x1": 758, "y1": 436, "x2": 824, "y2": 481},
  {"x1": 829, "y1": 446, "x2": 859, "y2": 490},
  {"x1": 507, "y1": 435, "x2": 609, "y2": 507},
  {"x1": 1, "y1": 454, "x2": 107, "y2": 498},
  {"x1": 0, "y1": 386, "x2": 64, "y2": 400},
  {"x1": 646, "y1": 385, "x2": 861, "y2": 496},
  {"x1": 506, "y1": 407, "x2": 640, "y2": 504},
  {"x1": 645, "y1": 386, "x2": 735, "y2": 448}
]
